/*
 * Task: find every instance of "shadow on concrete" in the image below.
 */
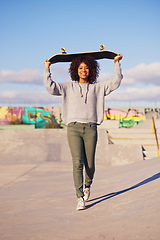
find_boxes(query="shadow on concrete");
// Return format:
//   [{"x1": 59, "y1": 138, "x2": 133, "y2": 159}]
[{"x1": 86, "y1": 172, "x2": 160, "y2": 209}]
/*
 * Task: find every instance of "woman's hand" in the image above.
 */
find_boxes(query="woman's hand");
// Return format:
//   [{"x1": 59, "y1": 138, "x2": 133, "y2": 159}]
[
  {"x1": 44, "y1": 60, "x2": 51, "y2": 68},
  {"x1": 114, "y1": 53, "x2": 123, "y2": 63}
]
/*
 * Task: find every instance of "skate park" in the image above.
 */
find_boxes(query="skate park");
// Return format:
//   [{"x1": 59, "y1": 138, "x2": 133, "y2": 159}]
[
  {"x1": 1, "y1": 0, "x2": 160, "y2": 238},
  {"x1": 0, "y1": 118, "x2": 160, "y2": 240}
]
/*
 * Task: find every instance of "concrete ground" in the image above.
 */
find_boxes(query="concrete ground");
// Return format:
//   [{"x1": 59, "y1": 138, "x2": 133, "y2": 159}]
[{"x1": 0, "y1": 157, "x2": 160, "y2": 240}]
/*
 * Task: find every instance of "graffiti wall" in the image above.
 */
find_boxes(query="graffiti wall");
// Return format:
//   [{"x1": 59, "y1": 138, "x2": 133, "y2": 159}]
[
  {"x1": 0, "y1": 106, "x2": 60, "y2": 128},
  {"x1": 104, "y1": 108, "x2": 145, "y2": 120},
  {"x1": 0, "y1": 106, "x2": 146, "y2": 129},
  {"x1": 104, "y1": 108, "x2": 146, "y2": 128}
]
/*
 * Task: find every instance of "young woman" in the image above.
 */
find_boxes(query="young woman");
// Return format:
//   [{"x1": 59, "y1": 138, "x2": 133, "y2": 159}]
[{"x1": 43, "y1": 53, "x2": 123, "y2": 210}]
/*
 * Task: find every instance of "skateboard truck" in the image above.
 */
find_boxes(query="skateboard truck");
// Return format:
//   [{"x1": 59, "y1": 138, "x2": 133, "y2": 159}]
[
  {"x1": 60, "y1": 47, "x2": 66, "y2": 54},
  {"x1": 100, "y1": 44, "x2": 105, "y2": 51}
]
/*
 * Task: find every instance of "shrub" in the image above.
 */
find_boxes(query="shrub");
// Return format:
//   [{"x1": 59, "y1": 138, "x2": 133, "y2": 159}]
[
  {"x1": 8, "y1": 119, "x2": 24, "y2": 125},
  {"x1": 44, "y1": 121, "x2": 62, "y2": 129}
]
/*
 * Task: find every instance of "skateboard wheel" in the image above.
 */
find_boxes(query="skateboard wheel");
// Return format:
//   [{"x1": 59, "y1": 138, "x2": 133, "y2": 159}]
[
  {"x1": 60, "y1": 47, "x2": 66, "y2": 53},
  {"x1": 100, "y1": 44, "x2": 105, "y2": 50}
]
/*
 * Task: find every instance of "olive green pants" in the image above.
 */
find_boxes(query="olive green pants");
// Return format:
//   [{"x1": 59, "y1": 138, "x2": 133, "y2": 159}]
[{"x1": 67, "y1": 122, "x2": 97, "y2": 198}]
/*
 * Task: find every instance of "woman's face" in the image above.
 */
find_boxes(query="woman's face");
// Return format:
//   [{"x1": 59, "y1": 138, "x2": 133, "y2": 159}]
[{"x1": 78, "y1": 62, "x2": 89, "y2": 82}]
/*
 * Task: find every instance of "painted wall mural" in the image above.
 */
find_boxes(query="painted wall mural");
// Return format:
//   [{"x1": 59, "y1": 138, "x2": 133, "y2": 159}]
[
  {"x1": 104, "y1": 108, "x2": 146, "y2": 128},
  {"x1": 0, "y1": 107, "x2": 146, "y2": 128},
  {"x1": 0, "y1": 106, "x2": 60, "y2": 128}
]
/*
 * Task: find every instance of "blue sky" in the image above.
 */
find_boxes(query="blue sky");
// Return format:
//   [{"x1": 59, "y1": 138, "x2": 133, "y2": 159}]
[{"x1": 0, "y1": 0, "x2": 160, "y2": 107}]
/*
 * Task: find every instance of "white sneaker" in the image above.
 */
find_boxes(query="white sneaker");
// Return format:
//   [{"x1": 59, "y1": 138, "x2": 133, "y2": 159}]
[
  {"x1": 83, "y1": 187, "x2": 90, "y2": 201},
  {"x1": 76, "y1": 197, "x2": 85, "y2": 211}
]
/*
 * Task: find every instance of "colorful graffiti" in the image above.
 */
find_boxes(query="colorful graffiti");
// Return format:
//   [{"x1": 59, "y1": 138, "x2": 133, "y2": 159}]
[
  {"x1": 0, "y1": 106, "x2": 60, "y2": 128},
  {"x1": 104, "y1": 108, "x2": 146, "y2": 128},
  {"x1": 0, "y1": 106, "x2": 146, "y2": 129}
]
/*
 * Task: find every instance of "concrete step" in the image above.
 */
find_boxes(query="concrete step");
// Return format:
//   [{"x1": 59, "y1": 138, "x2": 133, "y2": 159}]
[
  {"x1": 108, "y1": 133, "x2": 159, "y2": 139},
  {"x1": 143, "y1": 150, "x2": 158, "y2": 160},
  {"x1": 107, "y1": 128, "x2": 160, "y2": 160},
  {"x1": 142, "y1": 144, "x2": 159, "y2": 160},
  {"x1": 109, "y1": 138, "x2": 157, "y2": 145},
  {"x1": 142, "y1": 145, "x2": 158, "y2": 151},
  {"x1": 108, "y1": 128, "x2": 160, "y2": 135},
  {"x1": 106, "y1": 118, "x2": 160, "y2": 161},
  {"x1": 108, "y1": 139, "x2": 158, "y2": 160},
  {"x1": 107, "y1": 128, "x2": 153, "y2": 133}
]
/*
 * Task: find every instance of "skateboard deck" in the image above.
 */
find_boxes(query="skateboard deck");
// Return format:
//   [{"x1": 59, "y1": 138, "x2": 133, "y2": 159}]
[{"x1": 48, "y1": 46, "x2": 117, "y2": 64}]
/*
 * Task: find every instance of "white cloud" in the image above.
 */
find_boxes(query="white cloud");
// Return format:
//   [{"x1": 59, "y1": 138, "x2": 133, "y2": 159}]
[
  {"x1": 1, "y1": 85, "x2": 160, "y2": 105},
  {"x1": 0, "y1": 65, "x2": 70, "y2": 85},
  {"x1": 0, "y1": 69, "x2": 43, "y2": 84},
  {"x1": 107, "y1": 86, "x2": 160, "y2": 101},
  {"x1": 122, "y1": 62, "x2": 160, "y2": 86},
  {"x1": 51, "y1": 64, "x2": 71, "y2": 82},
  {"x1": 0, "y1": 90, "x2": 62, "y2": 105},
  {"x1": 51, "y1": 64, "x2": 69, "y2": 77},
  {"x1": 1, "y1": 62, "x2": 159, "y2": 87}
]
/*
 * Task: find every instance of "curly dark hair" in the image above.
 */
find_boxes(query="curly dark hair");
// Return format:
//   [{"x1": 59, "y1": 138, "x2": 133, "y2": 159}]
[{"x1": 69, "y1": 55, "x2": 100, "y2": 83}]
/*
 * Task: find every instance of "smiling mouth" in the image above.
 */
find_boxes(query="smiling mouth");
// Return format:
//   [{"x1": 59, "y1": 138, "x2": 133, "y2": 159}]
[{"x1": 81, "y1": 73, "x2": 87, "y2": 75}]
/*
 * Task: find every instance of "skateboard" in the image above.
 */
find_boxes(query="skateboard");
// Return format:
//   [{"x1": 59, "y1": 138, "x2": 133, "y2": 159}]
[{"x1": 48, "y1": 45, "x2": 118, "y2": 64}]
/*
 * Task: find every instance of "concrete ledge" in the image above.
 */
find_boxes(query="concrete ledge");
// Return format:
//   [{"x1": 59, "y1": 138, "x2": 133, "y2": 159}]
[
  {"x1": 0, "y1": 129, "x2": 71, "y2": 164},
  {"x1": 108, "y1": 144, "x2": 144, "y2": 166},
  {"x1": 0, "y1": 129, "x2": 143, "y2": 166}
]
